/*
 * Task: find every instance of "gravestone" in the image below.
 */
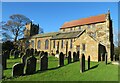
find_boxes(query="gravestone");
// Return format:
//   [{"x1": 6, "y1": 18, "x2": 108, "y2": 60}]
[
  {"x1": 30, "y1": 48, "x2": 34, "y2": 56},
  {"x1": 25, "y1": 56, "x2": 37, "y2": 75},
  {"x1": 12, "y1": 63, "x2": 24, "y2": 77},
  {"x1": 80, "y1": 54, "x2": 85, "y2": 73},
  {"x1": 58, "y1": 52, "x2": 64, "y2": 67},
  {"x1": 73, "y1": 52, "x2": 77, "y2": 62},
  {"x1": 40, "y1": 52, "x2": 48, "y2": 71},
  {"x1": 10, "y1": 49, "x2": 14, "y2": 56},
  {"x1": 68, "y1": 51, "x2": 71, "y2": 64},
  {"x1": 105, "y1": 53, "x2": 107, "y2": 65},
  {"x1": 77, "y1": 51, "x2": 80, "y2": 61},
  {"x1": 113, "y1": 55, "x2": 116, "y2": 61},
  {"x1": 88, "y1": 56, "x2": 90, "y2": 70},
  {"x1": 2, "y1": 53, "x2": 7, "y2": 70},
  {"x1": 13, "y1": 50, "x2": 20, "y2": 59},
  {"x1": 25, "y1": 49, "x2": 30, "y2": 57}
]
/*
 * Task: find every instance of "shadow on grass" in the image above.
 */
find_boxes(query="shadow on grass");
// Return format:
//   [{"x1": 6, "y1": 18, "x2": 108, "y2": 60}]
[{"x1": 85, "y1": 64, "x2": 99, "y2": 72}]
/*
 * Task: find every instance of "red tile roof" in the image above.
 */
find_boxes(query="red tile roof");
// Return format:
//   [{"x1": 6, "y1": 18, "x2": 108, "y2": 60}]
[{"x1": 60, "y1": 14, "x2": 106, "y2": 29}]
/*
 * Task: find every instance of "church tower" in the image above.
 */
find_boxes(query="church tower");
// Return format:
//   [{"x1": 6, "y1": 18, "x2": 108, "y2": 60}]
[{"x1": 24, "y1": 21, "x2": 39, "y2": 38}]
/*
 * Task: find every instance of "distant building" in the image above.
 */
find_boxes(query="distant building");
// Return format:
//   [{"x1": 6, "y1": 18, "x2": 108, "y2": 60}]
[{"x1": 20, "y1": 11, "x2": 114, "y2": 62}]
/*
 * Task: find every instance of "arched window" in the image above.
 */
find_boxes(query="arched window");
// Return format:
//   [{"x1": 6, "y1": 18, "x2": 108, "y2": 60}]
[
  {"x1": 31, "y1": 40, "x2": 34, "y2": 48},
  {"x1": 38, "y1": 40, "x2": 41, "y2": 49},
  {"x1": 45, "y1": 39, "x2": 49, "y2": 49},
  {"x1": 61, "y1": 40, "x2": 63, "y2": 48},
  {"x1": 53, "y1": 40, "x2": 55, "y2": 48},
  {"x1": 70, "y1": 39, "x2": 72, "y2": 49}
]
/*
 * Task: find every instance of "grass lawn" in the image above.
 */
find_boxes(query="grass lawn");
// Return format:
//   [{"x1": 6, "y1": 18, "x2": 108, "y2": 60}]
[{"x1": 2, "y1": 55, "x2": 118, "y2": 81}]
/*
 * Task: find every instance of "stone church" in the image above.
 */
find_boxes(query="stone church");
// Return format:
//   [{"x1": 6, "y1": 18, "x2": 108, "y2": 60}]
[{"x1": 19, "y1": 11, "x2": 114, "y2": 62}]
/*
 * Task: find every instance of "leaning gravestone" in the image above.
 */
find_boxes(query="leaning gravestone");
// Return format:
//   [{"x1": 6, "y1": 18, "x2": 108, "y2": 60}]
[
  {"x1": 73, "y1": 52, "x2": 77, "y2": 62},
  {"x1": 80, "y1": 54, "x2": 85, "y2": 73},
  {"x1": 2, "y1": 53, "x2": 7, "y2": 70},
  {"x1": 105, "y1": 53, "x2": 107, "y2": 65},
  {"x1": 40, "y1": 52, "x2": 48, "y2": 71},
  {"x1": 77, "y1": 51, "x2": 80, "y2": 61},
  {"x1": 25, "y1": 56, "x2": 37, "y2": 75},
  {"x1": 88, "y1": 56, "x2": 90, "y2": 70},
  {"x1": 12, "y1": 63, "x2": 24, "y2": 77},
  {"x1": 58, "y1": 52, "x2": 64, "y2": 67},
  {"x1": 68, "y1": 51, "x2": 72, "y2": 64}
]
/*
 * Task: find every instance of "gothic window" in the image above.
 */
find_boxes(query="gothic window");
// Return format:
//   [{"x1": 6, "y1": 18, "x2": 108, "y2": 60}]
[
  {"x1": 70, "y1": 39, "x2": 72, "y2": 49},
  {"x1": 53, "y1": 40, "x2": 55, "y2": 48},
  {"x1": 31, "y1": 40, "x2": 34, "y2": 48},
  {"x1": 45, "y1": 39, "x2": 49, "y2": 49},
  {"x1": 82, "y1": 43, "x2": 85, "y2": 51},
  {"x1": 38, "y1": 40, "x2": 41, "y2": 49},
  {"x1": 61, "y1": 40, "x2": 64, "y2": 48}
]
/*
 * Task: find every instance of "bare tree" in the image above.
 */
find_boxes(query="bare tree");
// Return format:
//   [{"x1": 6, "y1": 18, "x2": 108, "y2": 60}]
[{"x1": 2, "y1": 14, "x2": 31, "y2": 42}]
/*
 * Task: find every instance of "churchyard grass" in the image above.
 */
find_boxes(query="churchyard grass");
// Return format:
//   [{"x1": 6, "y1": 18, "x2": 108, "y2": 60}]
[{"x1": 3, "y1": 55, "x2": 118, "y2": 81}]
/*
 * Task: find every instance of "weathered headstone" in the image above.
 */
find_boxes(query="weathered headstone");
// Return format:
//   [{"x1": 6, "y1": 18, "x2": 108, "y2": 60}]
[
  {"x1": 58, "y1": 52, "x2": 64, "y2": 67},
  {"x1": 12, "y1": 63, "x2": 24, "y2": 77},
  {"x1": 77, "y1": 51, "x2": 80, "y2": 61},
  {"x1": 68, "y1": 51, "x2": 71, "y2": 64},
  {"x1": 88, "y1": 56, "x2": 90, "y2": 70},
  {"x1": 40, "y1": 52, "x2": 48, "y2": 71},
  {"x1": 73, "y1": 52, "x2": 77, "y2": 62},
  {"x1": 105, "y1": 53, "x2": 107, "y2": 65},
  {"x1": 113, "y1": 55, "x2": 116, "y2": 61},
  {"x1": 25, "y1": 56, "x2": 37, "y2": 75},
  {"x1": 80, "y1": 54, "x2": 85, "y2": 73},
  {"x1": 2, "y1": 53, "x2": 7, "y2": 70}
]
